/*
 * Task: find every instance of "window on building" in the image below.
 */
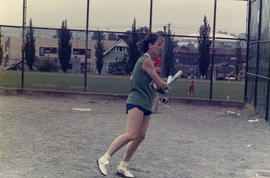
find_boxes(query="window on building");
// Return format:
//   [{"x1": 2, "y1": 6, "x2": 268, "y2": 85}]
[
  {"x1": 39, "y1": 47, "x2": 45, "y2": 56},
  {"x1": 73, "y1": 48, "x2": 91, "y2": 58},
  {"x1": 115, "y1": 46, "x2": 126, "y2": 52},
  {"x1": 39, "y1": 47, "x2": 57, "y2": 56}
]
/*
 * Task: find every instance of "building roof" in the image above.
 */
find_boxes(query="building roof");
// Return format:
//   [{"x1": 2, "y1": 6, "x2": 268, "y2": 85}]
[
  {"x1": 103, "y1": 39, "x2": 128, "y2": 56},
  {"x1": 188, "y1": 32, "x2": 237, "y2": 39},
  {"x1": 178, "y1": 49, "x2": 246, "y2": 55}
]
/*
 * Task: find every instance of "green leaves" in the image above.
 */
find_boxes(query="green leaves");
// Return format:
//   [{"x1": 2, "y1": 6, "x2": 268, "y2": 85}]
[
  {"x1": 198, "y1": 16, "x2": 212, "y2": 78},
  {"x1": 57, "y1": 20, "x2": 72, "y2": 73}
]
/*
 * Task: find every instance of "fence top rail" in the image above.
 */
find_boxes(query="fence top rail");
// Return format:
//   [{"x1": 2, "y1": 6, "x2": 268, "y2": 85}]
[
  {"x1": 249, "y1": 40, "x2": 270, "y2": 44},
  {"x1": 246, "y1": 72, "x2": 270, "y2": 80},
  {"x1": 0, "y1": 24, "x2": 246, "y2": 41}
]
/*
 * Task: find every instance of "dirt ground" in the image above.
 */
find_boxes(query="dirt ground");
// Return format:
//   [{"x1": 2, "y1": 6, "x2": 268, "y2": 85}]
[{"x1": 1, "y1": 93, "x2": 270, "y2": 178}]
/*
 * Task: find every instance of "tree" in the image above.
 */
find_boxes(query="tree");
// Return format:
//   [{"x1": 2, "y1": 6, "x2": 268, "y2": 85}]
[
  {"x1": 92, "y1": 31, "x2": 105, "y2": 40},
  {"x1": 162, "y1": 24, "x2": 176, "y2": 77},
  {"x1": 126, "y1": 18, "x2": 141, "y2": 74},
  {"x1": 24, "y1": 19, "x2": 36, "y2": 70},
  {"x1": 136, "y1": 26, "x2": 150, "y2": 40},
  {"x1": 234, "y1": 40, "x2": 243, "y2": 80},
  {"x1": 0, "y1": 31, "x2": 3, "y2": 66},
  {"x1": 57, "y1": 20, "x2": 72, "y2": 73},
  {"x1": 4, "y1": 55, "x2": 9, "y2": 66},
  {"x1": 4, "y1": 37, "x2": 10, "y2": 66},
  {"x1": 108, "y1": 33, "x2": 117, "y2": 41},
  {"x1": 95, "y1": 31, "x2": 104, "y2": 74},
  {"x1": 108, "y1": 53, "x2": 129, "y2": 75},
  {"x1": 198, "y1": 16, "x2": 212, "y2": 78}
]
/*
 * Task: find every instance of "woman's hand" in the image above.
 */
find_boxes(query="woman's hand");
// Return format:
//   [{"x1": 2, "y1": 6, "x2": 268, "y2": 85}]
[{"x1": 157, "y1": 81, "x2": 171, "y2": 94}]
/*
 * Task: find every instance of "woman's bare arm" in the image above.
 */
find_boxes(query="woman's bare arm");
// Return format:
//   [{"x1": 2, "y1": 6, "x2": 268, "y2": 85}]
[{"x1": 142, "y1": 58, "x2": 170, "y2": 90}]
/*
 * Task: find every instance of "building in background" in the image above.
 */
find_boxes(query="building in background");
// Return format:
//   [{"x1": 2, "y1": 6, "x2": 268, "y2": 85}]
[
  {"x1": 2, "y1": 36, "x2": 127, "y2": 74},
  {"x1": 174, "y1": 47, "x2": 246, "y2": 79}
]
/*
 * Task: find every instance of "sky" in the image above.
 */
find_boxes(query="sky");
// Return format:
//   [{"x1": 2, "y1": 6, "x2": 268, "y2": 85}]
[{"x1": 0, "y1": 0, "x2": 247, "y2": 35}]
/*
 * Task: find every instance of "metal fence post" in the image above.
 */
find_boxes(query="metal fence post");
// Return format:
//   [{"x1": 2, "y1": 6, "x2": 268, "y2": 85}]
[
  {"x1": 84, "y1": 0, "x2": 90, "y2": 92},
  {"x1": 244, "y1": 0, "x2": 251, "y2": 103},
  {"x1": 149, "y1": 0, "x2": 153, "y2": 32},
  {"x1": 210, "y1": 0, "x2": 217, "y2": 100},
  {"x1": 21, "y1": 0, "x2": 27, "y2": 89},
  {"x1": 254, "y1": 0, "x2": 263, "y2": 108}
]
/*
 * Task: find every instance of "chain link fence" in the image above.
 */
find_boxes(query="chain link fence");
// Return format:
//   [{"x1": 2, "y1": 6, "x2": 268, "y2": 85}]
[
  {"x1": 246, "y1": 0, "x2": 270, "y2": 120},
  {"x1": 0, "y1": 0, "x2": 247, "y2": 101}
]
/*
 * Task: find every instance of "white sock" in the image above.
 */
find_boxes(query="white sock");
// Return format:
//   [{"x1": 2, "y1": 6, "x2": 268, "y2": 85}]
[
  {"x1": 102, "y1": 152, "x2": 111, "y2": 161},
  {"x1": 120, "y1": 160, "x2": 129, "y2": 167}
]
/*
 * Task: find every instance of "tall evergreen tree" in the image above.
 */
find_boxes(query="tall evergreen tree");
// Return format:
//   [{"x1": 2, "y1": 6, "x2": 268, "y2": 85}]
[
  {"x1": 198, "y1": 16, "x2": 212, "y2": 78},
  {"x1": 136, "y1": 26, "x2": 150, "y2": 40},
  {"x1": 3, "y1": 37, "x2": 10, "y2": 66},
  {"x1": 234, "y1": 40, "x2": 243, "y2": 80},
  {"x1": 57, "y1": 20, "x2": 72, "y2": 73},
  {"x1": 95, "y1": 31, "x2": 104, "y2": 74},
  {"x1": 162, "y1": 24, "x2": 176, "y2": 77},
  {"x1": 92, "y1": 31, "x2": 105, "y2": 40},
  {"x1": 126, "y1": 18, "x2": 141, "y2": 74},
  {"x1": 108, "y1": 33, "x2": 117, "y2": 41},
  {"x1": 24, "y1": 19, "x2": 36, "y2": 70},
  {"x1": 0, "y1": 31, "x2": 3, "y2": 66}
]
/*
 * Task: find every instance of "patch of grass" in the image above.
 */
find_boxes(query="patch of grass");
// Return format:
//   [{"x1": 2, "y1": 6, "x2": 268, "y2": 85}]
[{"x1": 0, "y1": 71, "x2": 245, "y2": 101}]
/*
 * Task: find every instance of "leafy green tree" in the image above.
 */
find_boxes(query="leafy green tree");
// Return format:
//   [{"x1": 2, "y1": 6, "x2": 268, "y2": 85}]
[
  {"x1": 234, "y1": 40, "x2": 243, "y2": 80},
  {"x1": 57, "y1": 20, "x2": 72, "y2": 73},
  {"x1": 0, "y1": 31, "x2": 3, "y2": 66},
  {"x1": 136, "y1": 26, "x2": 150, "y2": 40},
  {"x1": 4, "y1": 55, "x2": 9, "y2": 67},
  {"x1": 108, "y1": 33, "x2": 117, "y2": 41},
  {"x1": 95, "y1": 31, "x2": 104, "y2": 74},
  {"x1": 38, "y1": 59, "x2": 59, "y2": 72},
  {"x1": 4, "y1": 37, "x2": 10, "y2": 66},
  {"x1": 162, "y1": 24, "x2": 176, "y2": 77},
  {"x1": 92, "y1": 31, "x2": 105, "y2": 40},
  {"x1": 24, "y1": 19, "x2": 36, "y2": 70},
  {"x1": 126, "y1": 18, "x2": 141, "y2": 74},
  {"x1": 108, "y1": 53, "x2": 129, "y2": 75},
  {"x1": 198, "y1": 16, "x2": 212, "y2": 78}
]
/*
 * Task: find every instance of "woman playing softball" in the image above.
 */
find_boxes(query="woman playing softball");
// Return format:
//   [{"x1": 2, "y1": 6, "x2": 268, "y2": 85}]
[{"x1": 97, "y1": 33, "x2": 170, "y2": 177}]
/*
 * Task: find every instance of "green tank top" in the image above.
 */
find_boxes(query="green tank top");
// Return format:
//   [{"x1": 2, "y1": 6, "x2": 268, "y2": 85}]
[{"x1": 126, "y1": 53, "x2": 155, "y2": 111}]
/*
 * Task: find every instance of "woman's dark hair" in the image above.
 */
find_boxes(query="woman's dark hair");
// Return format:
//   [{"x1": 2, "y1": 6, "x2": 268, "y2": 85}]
[{"x1": 137, "y1": 33, "x2": 160, "y2": 53}]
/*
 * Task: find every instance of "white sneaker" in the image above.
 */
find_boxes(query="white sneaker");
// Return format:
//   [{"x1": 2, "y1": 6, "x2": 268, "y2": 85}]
[
  {"x1": 97, "y1": 157, "x2": 109, "y2": 176},
  {"x1": 117, "y1": 165, "x2": 135, "y2": 178}
]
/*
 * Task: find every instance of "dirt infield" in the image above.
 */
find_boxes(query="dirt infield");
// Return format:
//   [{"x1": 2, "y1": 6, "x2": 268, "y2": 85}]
[{"x1": 1, "y1": 92, "x2": 270, "y2": 178}]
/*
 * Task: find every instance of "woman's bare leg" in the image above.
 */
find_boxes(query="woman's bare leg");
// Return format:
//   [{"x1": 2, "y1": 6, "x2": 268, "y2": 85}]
[
  {"x1": 154, "y1": 92, "x2": 159, "y2": 110},
  {"x1": 106, "y1": 107, "x2": 144, "y2": 156},
  {"x1": 121, "y1": 115, "x2": 150, "y2": 162}
]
